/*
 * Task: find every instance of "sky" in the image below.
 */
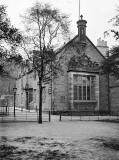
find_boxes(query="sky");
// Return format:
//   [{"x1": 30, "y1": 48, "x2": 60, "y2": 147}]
[{"x1": 1, "y1": 0, "x2": 119, "y2": 47}]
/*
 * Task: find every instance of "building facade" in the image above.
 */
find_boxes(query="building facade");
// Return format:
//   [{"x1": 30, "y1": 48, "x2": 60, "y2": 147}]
[
  {"x1": 108, "y1": 53, "x2": 119, "y2": 114},
  {"x1": 16, "y1": 16, "x2": 108, "y2": 113}
]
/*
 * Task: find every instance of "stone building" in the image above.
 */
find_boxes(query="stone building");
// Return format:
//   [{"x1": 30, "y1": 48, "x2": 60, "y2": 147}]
[
  {"x1": 0, "y1": 75, "x2": 15, "y2": 111},
  {"x1": 16, "y1": 16, "x2": 108, "y2": 113},
  {"x1": 109, "y1": 53, "x2": 119, "y2": 114}
]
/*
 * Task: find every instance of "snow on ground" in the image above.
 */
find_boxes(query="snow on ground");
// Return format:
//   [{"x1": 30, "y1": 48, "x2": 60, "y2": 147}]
[{"x1": 0, "y1": 121, "x2": 119, "y2": 159}]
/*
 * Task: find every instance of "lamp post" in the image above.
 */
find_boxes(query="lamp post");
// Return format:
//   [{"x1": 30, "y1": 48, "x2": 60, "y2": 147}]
[
  {"x1": 13, "y1": 87, "x2": 17, "y2": 117},
  {"x1": 50, "y1": 48, "x2": 53, "y2": 115}
]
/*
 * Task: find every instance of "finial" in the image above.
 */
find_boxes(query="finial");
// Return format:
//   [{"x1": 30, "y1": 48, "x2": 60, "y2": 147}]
[{"x1": 80, "y1": 15, "x2": 83, "y2": 20}]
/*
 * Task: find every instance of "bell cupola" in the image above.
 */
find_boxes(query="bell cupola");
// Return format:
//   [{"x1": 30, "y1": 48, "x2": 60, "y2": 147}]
[{"x1": 77, "y1": 15, "x2": 87, "y2": 45}]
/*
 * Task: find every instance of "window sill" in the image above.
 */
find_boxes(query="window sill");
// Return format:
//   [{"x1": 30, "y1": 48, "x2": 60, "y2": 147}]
[{"x1": 73, "y1": 100, "x2": 97, "y2": 103}]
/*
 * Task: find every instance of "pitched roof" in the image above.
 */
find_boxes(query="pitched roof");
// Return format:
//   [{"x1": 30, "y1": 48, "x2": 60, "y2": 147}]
[
  {"x1": 17, "y1": 34, "x2": 105, "y2": 80},
  {"x1": 56, "y1": 35, "x2": 106, "y2": 60}
]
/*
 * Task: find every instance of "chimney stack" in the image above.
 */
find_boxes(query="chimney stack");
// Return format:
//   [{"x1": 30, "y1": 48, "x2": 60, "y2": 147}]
[{"x1": 97, "y1": 37, "x2": 109, "y2": 57}]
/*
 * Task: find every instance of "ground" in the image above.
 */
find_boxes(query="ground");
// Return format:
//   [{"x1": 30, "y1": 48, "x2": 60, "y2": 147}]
[{"x1": 0, "y1": 121, "x2": 119, "y2": 160}]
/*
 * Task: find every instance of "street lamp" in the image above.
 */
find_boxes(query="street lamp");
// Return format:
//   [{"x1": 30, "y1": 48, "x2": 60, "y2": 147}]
[{"x1": 13, "y1": 86, "x2": 17, "y2": 117}]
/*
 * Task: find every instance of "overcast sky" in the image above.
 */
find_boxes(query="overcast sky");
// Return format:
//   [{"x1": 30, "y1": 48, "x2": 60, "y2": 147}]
[{"x1": 1, "y1": 0, "x2": 119, "y2": 47}]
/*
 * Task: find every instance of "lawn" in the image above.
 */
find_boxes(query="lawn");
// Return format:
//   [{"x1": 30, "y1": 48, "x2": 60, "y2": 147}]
[{"x1": 0, "y1": 121, "x2": 119, "y2": 159}]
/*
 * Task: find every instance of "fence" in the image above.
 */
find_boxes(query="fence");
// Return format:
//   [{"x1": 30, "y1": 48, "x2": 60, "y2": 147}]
[
  {"x1": 1, "y1": 108, "x2": 119, "y2": 123},
  {"x1": 0, "y1": 107, "x2": 51, "y2": 123},
  {"x1": 56, "y1": 110, "x2": 119, "y2": 122}
]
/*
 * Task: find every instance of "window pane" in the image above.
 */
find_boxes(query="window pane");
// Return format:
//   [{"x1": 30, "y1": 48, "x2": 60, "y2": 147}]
[
  {"x1": 73, "y1": 74, "x2": 82, "y2": 85},
  {"x1": 78, "y1": 86, "x2": 82, "y2": 100},
  {"x1": 73, "y1": 85, "x2": 78, "y2": 100},
  {"x1": 73, "y1": 74, "x2": 78, "y2": 84},
  {"x1": 83, "y1": 86, "x2": 86, "y2": 100},
  {"x1": 91, "y1": 77, "x2": 95, "y2": 100},
  {"x1": 78, "y1": 75, "x2": 82, "y2": 85},
  {"x1": 87, "y1": 76, "x2": 90, "y2": 100},
  {"x1": 82, "y1": 76, "x2": 86, "y2": 100},
  {"x1": 82, "y1": 76, "x2": 86, "y2": 85},
  {"x1": 87, "y1": 86, "x2": 90, "y2": 100}
]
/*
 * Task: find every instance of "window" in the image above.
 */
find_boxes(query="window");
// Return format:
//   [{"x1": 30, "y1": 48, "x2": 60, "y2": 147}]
[
  {"x1": 73, "y1": 74, "x2": 96, "y2": 101},
  {"x1": 33, "y1": 89, "x2": 36, "y2": 103},
  {"x1": 81, "y1": 28, "x2": 84, "y2": 35},
  {"x1": 28, "y1": 90, "x2": 33, "y2": 103},
  {"x1": 73, "y1": 85, "x2": 78, "y2": 100}
]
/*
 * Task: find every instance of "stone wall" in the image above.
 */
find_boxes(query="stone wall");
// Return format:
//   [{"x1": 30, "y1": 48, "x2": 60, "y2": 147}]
[
  {"x1": 0, "y1": 76, "x2": 15, "y2": 97},
  {"x1": 16, "y1": 71, "x2": 52, "y2": 111},
  {"x1": 110, "y1": 87, "x2": 119, "y2": 113},
  {"x1": 53, "y1": 71, "x2": 68, "y2": 111},
  {"x1": 99, "y1": 75, "x2": 108, "y2": 111},
  {"x1": 110, "y1": 76, "x2": 119, "y2": 113}
]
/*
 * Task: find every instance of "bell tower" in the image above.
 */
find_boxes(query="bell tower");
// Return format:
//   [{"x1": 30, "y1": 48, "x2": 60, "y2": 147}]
[{"x1": 77, "y1": 15, "x2": 87, "y2": 45}]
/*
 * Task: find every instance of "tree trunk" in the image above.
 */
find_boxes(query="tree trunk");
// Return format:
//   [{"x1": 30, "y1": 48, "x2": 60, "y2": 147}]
[
  {"x1": 38, "y1": 58, "x2": 43, "y2": 124},
  {"x1": 38, "y1": 78, "x2": 42, "y2": 123}
]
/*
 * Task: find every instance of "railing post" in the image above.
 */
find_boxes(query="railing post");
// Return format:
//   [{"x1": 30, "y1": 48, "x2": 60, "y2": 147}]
[
  {"x1": 59, "y1": 112, "x2": 62, "y2": 121},
  {"x1": 6, "y1": 106, "x2": 7, "y2": 114},
  {"x1": 49, "y1": 111, "x2": 51, "y2": 122},
  {"x1": 14, "y1": 92, "x2": 16, "y2": 117},
  {"x1": 26, "y1": 110, "x2": 27, "y2": 121}
]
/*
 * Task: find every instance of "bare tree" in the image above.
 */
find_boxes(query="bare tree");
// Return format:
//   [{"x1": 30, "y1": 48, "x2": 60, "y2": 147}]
[{"x1": 20, "y1": 2, "x2": 70, "y2": 123}]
